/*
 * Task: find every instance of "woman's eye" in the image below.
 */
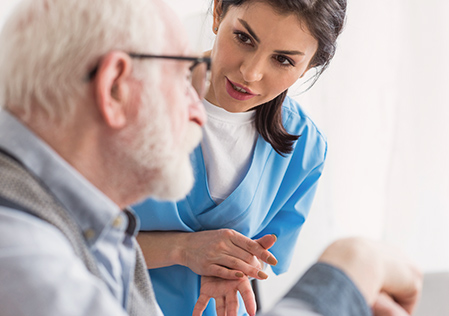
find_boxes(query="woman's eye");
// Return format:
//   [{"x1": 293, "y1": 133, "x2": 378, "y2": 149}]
[
  {"x1": 236, "y1": 32, "x2": 252, "y2": 45},
  {"x1": 275, "y1": 55, "x2": 294, "y2": 67}
]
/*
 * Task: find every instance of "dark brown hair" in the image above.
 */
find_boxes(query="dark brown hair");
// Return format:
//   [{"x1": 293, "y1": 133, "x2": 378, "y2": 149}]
[{"x1": 217, "y1": 0, "x2": 347, "y2": 155}]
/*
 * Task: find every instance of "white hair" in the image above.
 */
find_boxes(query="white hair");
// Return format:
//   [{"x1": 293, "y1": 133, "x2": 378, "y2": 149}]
[{"x1": 0, "y1": 0, "x2": 164, "y2": 121}]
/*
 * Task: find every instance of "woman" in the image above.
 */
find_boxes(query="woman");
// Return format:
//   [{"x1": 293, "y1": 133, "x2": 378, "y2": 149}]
[{"x1": 134, "y1": 0, "x2": 346, "y2": 315}]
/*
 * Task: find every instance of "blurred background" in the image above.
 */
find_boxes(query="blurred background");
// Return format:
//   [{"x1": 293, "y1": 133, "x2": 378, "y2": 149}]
[{"x1": 2, "y1": 0, "x2": 448, "y2": 311}]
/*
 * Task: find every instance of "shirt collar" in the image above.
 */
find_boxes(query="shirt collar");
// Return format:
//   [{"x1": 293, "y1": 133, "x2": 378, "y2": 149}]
[
  {"x1": 0, "y1": 109, "x2": 136, "y2": 244},
  {"x1": 202, "y1": 99, "x2": 256, "y2": 123}
]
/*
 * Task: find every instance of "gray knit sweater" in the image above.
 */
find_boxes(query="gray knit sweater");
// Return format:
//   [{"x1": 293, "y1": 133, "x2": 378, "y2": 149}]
[{"x1": 0, "y1": 151, "x2": 162, "y2": 316}]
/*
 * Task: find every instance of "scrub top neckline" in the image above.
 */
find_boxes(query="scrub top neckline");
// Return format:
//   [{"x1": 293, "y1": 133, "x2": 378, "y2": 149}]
[
  {"x1": 189, "y1": 134, "x2": 271, "y2": 228},
  {"x1": 186, "y1": 108, "x2": 295, "y2": 229}
]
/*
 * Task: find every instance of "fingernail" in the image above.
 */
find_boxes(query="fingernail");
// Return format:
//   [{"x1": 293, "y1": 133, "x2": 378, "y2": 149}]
[
  {"x1": 258, "y1": 270, "x2": 268, "y2": 279},
  {"x1": 235, "y1": 272, "x2": 244, "y2": 278},
  {"x1": 271, "y1": 234, "x2": 277, "y2": 242},
  {"x1": 267, "y1": 256, "x2": 278, "y2": 266}
]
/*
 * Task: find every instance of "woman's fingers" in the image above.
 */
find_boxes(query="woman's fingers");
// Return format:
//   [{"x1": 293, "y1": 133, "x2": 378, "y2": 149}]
[
  {"x1": 255, "y1": 234, "x2": 277, "y2": 251},
  {"x1": 211, "y1": 252, "x2": 269, "y2": 280},
  {"x1": 209, "y1": 263, "x2": 265, "y2": 281},
  {"x1": 230, "y1": 231, "x2": 277, "y2": 266},
  {"x1": 183, "y1": 229, "x2": 277, "y2": 279}
]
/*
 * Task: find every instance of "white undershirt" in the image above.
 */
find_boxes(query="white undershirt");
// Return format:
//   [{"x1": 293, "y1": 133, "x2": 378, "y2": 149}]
[{"x1": 201, "y1": 99, "x2": 258, "y2": 204}]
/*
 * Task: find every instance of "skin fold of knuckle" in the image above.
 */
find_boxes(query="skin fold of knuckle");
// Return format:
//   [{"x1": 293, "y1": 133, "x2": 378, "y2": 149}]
[
  {"x1": 229, "y1": 257, "x2": 240, "y2": 268},
  {"x1": 220, "y1": 228, "x2": 234, "y2": 238}
]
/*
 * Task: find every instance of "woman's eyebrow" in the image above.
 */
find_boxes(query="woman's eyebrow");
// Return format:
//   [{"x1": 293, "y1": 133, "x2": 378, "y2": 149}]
[
  {"x1": 238, "y1": 18, "x2": 260, "y2": 43},
  {"x1": 274, "y1": 50, "x2": 305, "y2": 56},
  {"x1": 237, "y1": 18, "x2": 305, "y2": 56}
]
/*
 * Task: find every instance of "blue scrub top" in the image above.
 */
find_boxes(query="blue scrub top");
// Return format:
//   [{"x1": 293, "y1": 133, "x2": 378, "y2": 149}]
[{"x1": 134, "y1": 96, "x2": 327, "y2": 316}]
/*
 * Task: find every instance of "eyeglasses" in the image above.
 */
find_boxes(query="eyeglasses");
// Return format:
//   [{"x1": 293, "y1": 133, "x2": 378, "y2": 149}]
[{"x1": 86, "y1": 53, "x2": 211, "y2": 99}]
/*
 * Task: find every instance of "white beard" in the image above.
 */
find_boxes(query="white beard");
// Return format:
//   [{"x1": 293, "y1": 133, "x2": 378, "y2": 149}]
[
  {"x1": 146, "y1": 123, "x2": 202, "y2": 200},
  {"x1": 147, "y1": 121, "x2": 202, "y2": 201},
  {"x1": 111, "y1": 82, "x2": 202, "y2": 203}
]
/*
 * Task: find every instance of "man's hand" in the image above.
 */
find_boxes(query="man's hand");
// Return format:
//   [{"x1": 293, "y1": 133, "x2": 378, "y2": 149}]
[
  {"x1": 318, "y1": 237, "x2": 422, "y2": 315},
  {"x1": 372, "y1": 292, "x2": 409, "y2": 316},
  {"x1": 192, "y1": 276, "x2": 256, "y2": 316}
]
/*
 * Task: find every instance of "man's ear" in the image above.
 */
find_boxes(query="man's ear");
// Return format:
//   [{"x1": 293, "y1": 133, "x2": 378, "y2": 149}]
[
  {"x1": 212, "y1": 0, "x2": 223, "y2": 34},
  {"x1": 94, "y1": 51, "x2": 133, "y2": 129}
]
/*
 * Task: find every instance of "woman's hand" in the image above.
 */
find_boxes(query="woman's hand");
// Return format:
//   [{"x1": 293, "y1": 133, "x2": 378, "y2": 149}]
[
  {"x1": 192, "y1": 276, "x2": 256, "y2": 316},
  {"x1": 180, "y1": 229, "x2": 277, "y2": 280},
  {"x1": 137, "y1": 229, "x2": 277, "y2": 280}
]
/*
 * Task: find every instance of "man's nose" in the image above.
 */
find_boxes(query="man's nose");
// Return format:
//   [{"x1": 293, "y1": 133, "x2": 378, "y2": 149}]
[{"x1": 188, "y1": 86, "x2": 207, "y2": 127}]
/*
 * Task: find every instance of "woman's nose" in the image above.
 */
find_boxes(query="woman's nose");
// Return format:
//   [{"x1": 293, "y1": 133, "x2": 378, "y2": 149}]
[{"x1": 240, "y1": 55, "x2": 264, "y2": 83}]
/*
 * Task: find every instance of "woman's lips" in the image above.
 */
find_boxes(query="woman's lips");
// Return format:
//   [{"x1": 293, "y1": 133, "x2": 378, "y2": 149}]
[{"x1": 225, "y1": 77, "x2": 258, "y2": 101}]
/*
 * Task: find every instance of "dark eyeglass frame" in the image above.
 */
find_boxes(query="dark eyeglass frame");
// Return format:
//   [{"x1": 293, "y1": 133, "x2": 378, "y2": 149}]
[{"x1": 86, "y1": 53, "x2": 211, "y2": 82}]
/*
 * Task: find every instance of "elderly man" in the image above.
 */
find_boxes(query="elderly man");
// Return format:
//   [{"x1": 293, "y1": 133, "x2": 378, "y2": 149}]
[
  {"x1": 0, "y1": 0, "x2": 207, "y2": 315},
  {"x1": 0, "y1": 0, "x2": 421, "y2": 316}
]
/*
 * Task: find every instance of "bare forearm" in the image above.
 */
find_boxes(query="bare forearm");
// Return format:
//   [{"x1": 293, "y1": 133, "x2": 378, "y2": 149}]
[
  {"x1": 136, "y1": 229, "x2": 277, "y2": 280},
  {"x1": 136, "y1": 231, "x2": 186, "y2": 269}
]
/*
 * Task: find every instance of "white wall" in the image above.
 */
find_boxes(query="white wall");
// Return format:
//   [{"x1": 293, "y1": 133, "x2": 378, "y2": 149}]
[{"x1": 297, "y1": 0, "x2": 449, "y2": 272}]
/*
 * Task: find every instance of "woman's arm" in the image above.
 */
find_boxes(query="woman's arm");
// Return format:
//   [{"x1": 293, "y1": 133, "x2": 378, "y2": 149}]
[{"x1": 137, "y1": 229, "x2": 277, "y2": 280}]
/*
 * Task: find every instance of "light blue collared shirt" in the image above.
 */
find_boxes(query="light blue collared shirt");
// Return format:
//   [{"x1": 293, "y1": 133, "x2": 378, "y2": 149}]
[{"x1": 0, "y1": 109, "x2": 141, "y2": 316}]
